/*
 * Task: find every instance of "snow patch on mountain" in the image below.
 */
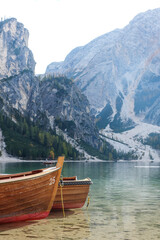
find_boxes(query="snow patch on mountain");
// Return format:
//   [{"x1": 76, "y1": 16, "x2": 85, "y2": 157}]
[
  {"x1": 101, "y1": 122, "x2": 160, "y2": 161},
  {"x1": 55, "y1": 127, "x2": 102, "y2": 161}
]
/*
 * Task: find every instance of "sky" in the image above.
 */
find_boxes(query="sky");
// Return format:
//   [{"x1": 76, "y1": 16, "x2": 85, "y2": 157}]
[{"x1": 1, "y1": 0, "x2": 160, "y2": 74}]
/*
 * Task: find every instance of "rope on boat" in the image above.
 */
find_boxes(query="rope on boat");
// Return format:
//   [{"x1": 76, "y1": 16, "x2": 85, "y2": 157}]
[
  {"x1": 60, "y1": 176, "x2": 65, "y2": 217},
  {"x1": 86, "y1": 196, "x2": 90, "y2": 209}
]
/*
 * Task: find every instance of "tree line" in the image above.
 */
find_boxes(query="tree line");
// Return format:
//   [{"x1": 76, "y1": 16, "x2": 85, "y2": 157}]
[
  {"x1": 143, "y1": 133, "x2": 160, "y2": 150},
  {"x1": 0, "y1": 112, "x2": 80, "y2": 160}
]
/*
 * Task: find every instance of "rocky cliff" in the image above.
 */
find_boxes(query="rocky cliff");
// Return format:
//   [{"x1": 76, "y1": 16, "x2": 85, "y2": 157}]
[
  {"x1": 30, "y1": 75, "x2": 100, "y2": 148},
  {"x1": 0, "y1": 18, "x2": 35, "y2": 79},
  {"x1": 46, "y1": 8, "x2": 160, "y2": 131},
  {"x1": 0, "y1": 18, "x2": 100, "y2": 154}
]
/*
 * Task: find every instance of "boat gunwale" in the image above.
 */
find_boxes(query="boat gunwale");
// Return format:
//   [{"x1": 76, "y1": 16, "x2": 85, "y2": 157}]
[
  {"x1": 59, "y1": 177, "x2": 93, "y2": 186},
  {"x1": 0, "y1": 167, "x2": 60, "y2": 184}
]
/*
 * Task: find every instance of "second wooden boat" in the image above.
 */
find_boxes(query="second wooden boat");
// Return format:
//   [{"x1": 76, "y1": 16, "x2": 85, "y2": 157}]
[
  {"x1": 0, "y1": 156, "x2": 64, "y2": 223},
  {"x1": 52, "y1": 176, "x2": 92, "y2": 210}
]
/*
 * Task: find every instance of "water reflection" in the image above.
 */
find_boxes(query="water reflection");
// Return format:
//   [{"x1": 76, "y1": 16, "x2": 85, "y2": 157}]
[{"x1": 0, "y1": 161, "x2": 45, "y2": 174}]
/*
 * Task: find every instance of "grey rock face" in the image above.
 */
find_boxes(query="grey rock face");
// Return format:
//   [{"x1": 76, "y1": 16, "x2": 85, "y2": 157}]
[
  {"x1": 0, "y1": 18, "x2": 99, "y2": 149},
  {"x1": 46, "y1": 8, "x2": 160, "y2": 129},
  {"x1": 32, "y1": 76, "x2": 100, "y2": 147},
  {"x1": 0, "y1": 71, "x2": 37, "y2": 114},
  {"x1": 0, "y1": 18, "x2": 35, "y2": 80}
]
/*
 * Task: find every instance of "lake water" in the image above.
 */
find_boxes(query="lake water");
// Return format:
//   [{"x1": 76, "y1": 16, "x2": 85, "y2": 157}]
[{"x1": 0, "y1": 160, "x2": 160, "y2": 240}]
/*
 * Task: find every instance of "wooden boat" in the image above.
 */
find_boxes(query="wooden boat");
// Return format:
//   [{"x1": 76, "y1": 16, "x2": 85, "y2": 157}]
[
  {"x1": 0, "y1": 156, "x2": 64, "y2": 223},
  {"x1": 52, "y1": 176, "x2": 92, "y2": 210}
]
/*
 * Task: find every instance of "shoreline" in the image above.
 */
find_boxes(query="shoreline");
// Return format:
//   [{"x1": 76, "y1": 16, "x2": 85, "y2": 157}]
[{"x1": 0, "y1": 156, "x2": 160, "y2": 163}]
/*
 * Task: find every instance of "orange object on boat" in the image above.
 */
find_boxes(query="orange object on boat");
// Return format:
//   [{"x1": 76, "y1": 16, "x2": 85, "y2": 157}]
[
  {"x1": 0, "y1": 156, "x2": 64, "y2": 223},
  {"x1": 53, "y1": 176, "x2": 92, "y2": 210}
]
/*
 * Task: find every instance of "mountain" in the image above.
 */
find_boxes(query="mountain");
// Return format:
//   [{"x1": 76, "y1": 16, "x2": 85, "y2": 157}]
[
  {"x1": 46, "y1": 8, "x2": 160, "y2": 132},
  {"x1": 0, "y1": 18, "x2": 36, "y2": 117},
  {"x1": 0, "y1": 18, "x2": 35, "y2": 79},
  {"x1": 30, "y1": 75, "x2": 100, "y2": 149},
  {"x1": 2, "y1": 11, "x2": 160, "y2": 161},
  {"x1": 0, "y1": 18, "x2": 101, "y2": 159}
]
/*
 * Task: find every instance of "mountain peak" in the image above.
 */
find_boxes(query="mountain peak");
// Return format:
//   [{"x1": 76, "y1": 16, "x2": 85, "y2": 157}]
[
  {"x1": 0, "y1": 18, "x2": 35, "y2": 80},
  {"x1": 46, "y1": 8, "x2": 160, "y2": 130}
]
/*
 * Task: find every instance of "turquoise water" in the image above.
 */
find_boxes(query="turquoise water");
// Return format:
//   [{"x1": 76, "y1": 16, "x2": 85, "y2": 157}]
[{"x1": 0, "y1": 160, "x2": 160, "y2": 240}]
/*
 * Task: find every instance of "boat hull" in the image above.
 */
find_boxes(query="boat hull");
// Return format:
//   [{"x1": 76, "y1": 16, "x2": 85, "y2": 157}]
[
  {"x1": 0, "y1": 156, "x2": 64, "y2": 223},
  {"x1": 0, "y1": 211, "x2": 49, "y2": 224},
  {"x1": 53, "y1": 177, "x2": 92, "y2": 210}
]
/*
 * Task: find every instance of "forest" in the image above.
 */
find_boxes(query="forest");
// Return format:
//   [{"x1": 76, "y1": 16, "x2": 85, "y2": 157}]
[
  {"x1": 0, "y1": 100, "x2": 138, "y2": 161},
  {"x1": 143, "y1": 133, "x2": 160, "y2": 150},
  {"x1": 0, "y1": 112, "x2": 80, "y2": 160}
]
